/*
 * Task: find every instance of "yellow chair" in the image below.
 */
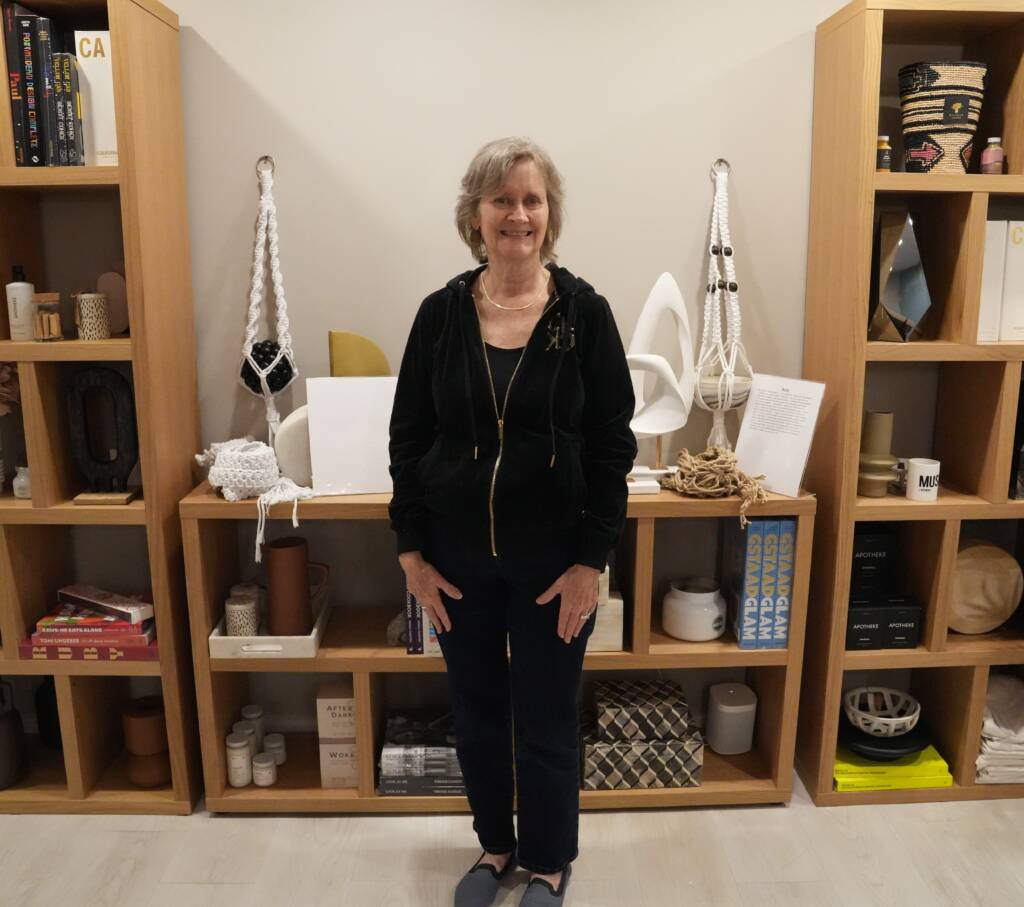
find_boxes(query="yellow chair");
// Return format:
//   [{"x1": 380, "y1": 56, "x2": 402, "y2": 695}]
[{"x1": 328, "y1": 331, "x2": 391, "y2": 377}]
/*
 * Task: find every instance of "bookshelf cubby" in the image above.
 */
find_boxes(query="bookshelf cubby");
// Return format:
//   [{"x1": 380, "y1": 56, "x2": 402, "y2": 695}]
[
  {"x1": 181, "y1": 485, "x2": 816, "y2": 814},
  {"x1": 0, "y1": 0, "x2": 200, "y2": 814},
  {"x1": 800, "y1": 0, "x2": 1024, "y2": 805}
]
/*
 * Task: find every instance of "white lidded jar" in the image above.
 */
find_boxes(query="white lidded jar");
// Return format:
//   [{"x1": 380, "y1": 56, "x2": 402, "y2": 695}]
[
  {"x1": 662, "y1": 577, "x2": 727, "y2": 642},
  {"x1": 226, "y1": 732, "x2": 252, "y2": 787},
  {"x1": 252, "y1": 752, "x2": 277, "y2": 787},
  {"x1": 240, "y1": 704, "x2": 265, "y2": 753}
]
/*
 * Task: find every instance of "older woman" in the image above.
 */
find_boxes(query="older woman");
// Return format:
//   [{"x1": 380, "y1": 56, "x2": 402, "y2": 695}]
[{"x1": 388, "y1": 137, "x2": 636, "y2": 907}]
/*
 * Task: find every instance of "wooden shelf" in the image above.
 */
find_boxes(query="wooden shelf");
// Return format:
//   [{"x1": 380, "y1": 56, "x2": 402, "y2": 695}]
[
  {"x1": 180, "y1": 481, "x2": 816, "y2": 522},
  {"x1": 0, "y1": 339, "x2": 132, "y2": 361},
  {"x1": 0, "y1": 494, "x2": 146, "y2": 525},
  {"x1": 866, "y1": 340, "x2": 1024, "y2": 361},
  {"x1": 184, "y1": 484, "x2": 816, "y2": 814},
  {"x1": 0, "y1": 0, "x2": 202, "y2": 815},
  {"x1": 0, "y1": 166, "x2": 121, "y2": 189},
  {"x1": 799, "y1": 1, "x2": 1024, "y2": 808},
  {"x1": 205, "y1": 733, "x2": 781, "y2": 813},
  {"x1": 854, "y1": 487, "x2": 1024, "y2": 520},
  {"x1": 875, "y1": 173, "x2": 1024, "y2": 194}
]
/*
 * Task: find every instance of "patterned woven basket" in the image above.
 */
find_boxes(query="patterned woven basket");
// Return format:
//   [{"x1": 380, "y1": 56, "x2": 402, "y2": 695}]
[{"x1": 898, "y1": 60, "x2": 987, "y2": 173}]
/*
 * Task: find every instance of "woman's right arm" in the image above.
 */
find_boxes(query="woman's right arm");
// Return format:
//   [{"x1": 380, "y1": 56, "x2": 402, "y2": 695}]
[{"x1": 388, "y1": 297, "x2": 438, "y2": 556}]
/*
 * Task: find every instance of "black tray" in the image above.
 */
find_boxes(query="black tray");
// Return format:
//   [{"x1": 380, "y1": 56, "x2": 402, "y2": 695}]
[{"x1": 838, "y1": 710, "x2": 931, "y2": 761}]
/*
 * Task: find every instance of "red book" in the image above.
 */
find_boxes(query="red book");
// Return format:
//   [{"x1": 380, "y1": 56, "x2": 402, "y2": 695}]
[
  {"x1": 19, "y1": 639, "x2": 160, "y2": 662},
  {"x1": 31, "y1": 628, "x2": 154, "y2": 647}
]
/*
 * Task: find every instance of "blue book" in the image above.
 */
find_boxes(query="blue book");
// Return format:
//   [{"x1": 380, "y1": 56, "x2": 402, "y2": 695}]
[
  {"x1": 773, "y1": 519, "x2": 796, "y2": 647},
  {"x1": 758, "y1": 521, "x2": 780, "y2": 648},
  {"x1": 721, "y1": 518, "x2": 763, "y2": 649}
]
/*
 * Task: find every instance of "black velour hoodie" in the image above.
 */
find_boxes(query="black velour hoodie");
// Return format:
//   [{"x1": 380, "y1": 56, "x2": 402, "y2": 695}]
[{"x1": 388, "y1": 263, "x2": 637, "y2": 572}]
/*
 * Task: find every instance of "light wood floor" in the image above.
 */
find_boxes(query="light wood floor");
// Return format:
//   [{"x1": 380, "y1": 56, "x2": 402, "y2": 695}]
[{"x1": 2, "y1": 774, "x2": 1023, "y2": 906}]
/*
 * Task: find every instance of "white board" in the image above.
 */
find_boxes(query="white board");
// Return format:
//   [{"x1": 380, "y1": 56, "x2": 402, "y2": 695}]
[{"x1": 307, "y1": 377, "x2": 398, "y2": 495}]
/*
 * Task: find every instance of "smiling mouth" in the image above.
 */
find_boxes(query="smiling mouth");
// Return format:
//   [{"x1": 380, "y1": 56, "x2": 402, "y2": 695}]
[{"x1": 501, "y1": 230, "x2": 533, "y2": 237}]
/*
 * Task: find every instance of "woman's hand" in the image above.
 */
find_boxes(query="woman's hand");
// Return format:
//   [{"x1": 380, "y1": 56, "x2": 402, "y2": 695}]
[
  {"x1": 536, "y1": 564, "x2": 601, "y2": 643},
  {"x1": 398, "y1": 551, "x2": 461, "y2": 634}
]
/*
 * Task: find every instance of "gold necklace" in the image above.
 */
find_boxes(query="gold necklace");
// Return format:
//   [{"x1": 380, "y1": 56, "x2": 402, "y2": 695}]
[{"x1": 480, "y1": 267, "x2": 549, "y2": 311}]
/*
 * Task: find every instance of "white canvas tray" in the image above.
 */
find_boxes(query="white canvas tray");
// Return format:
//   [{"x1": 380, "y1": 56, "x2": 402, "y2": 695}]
[{"x1": 209, "y1": 587, "x2": 331, "y2": 659}]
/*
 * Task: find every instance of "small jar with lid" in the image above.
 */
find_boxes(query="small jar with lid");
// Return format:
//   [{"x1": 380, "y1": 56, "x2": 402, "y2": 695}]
[
  {"x1": 264, "y1": 732, "x2": 287, "y2": 766},
  {"x1": 226, "y1": 732, "x2": 252, "y2": 787},
  {"x1": 876, "y1": 135, "x2": 892, "y2": 172},
  {"x1": 240, "y1": 704, "x2": 265, "y2": 753},
  {"x1": 32, "y1": 293, "x2": 62, "y2": 341},
  {"x1": 232, "y1": 719, "x2": 258, "y2": 760},
  {"x1": 252, "y1": 752, "x2": 278, "y2": 787},
  {"x1": 981, "y1": 137, "x2": 1005, "y2": 175}
]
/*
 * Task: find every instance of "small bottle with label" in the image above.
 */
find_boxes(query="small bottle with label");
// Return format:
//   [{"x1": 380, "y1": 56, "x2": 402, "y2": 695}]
[
  {"x1": 5, "y1": 266, "x2": 34, "y2": 341},
  {"x1": 981, "y1": 137, "x2": 1005, "y2": 175},
  {"x1": 876, "y1": 135, "x2": 892, "y2": 172},
  {"x1": 226, "y1": 732, "x2": 252, "y2": 787}
]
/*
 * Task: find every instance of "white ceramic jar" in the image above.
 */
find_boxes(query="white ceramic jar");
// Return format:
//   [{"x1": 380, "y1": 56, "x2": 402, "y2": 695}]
[{"x1": 662, "y1": 577, "x2": 727, "y2": 641}]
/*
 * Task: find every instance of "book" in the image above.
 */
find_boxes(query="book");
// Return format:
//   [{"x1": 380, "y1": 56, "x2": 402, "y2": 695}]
[
  {"x1": 31, "y1": 625, "x2": 155, "y2": 647},
  {"x1": 74, "y1": 30, "x2": 117, "y2": 165},
  {"x1": 19, "y1": 638, "x2": 160, "y2": 661},
  {"x1": 758, "y1": 520, "x2": 779, "y2": 648},
  {"x1": 3, "y1": 2, "x2": 28, "y2": 164},
  {"x1": 15, "y1": 7, "x2": 42, "y2": 165},
  {"x1": 378, "y1": 775, "x2": 466, "y2": 795},
  {"x1": 721, "y1": 518, "x2": 763, "y2": 649},
  {"x1": 36, "y1": 603, "x2": 152, "y2": 633},
  {"x1": 57, "y1": 584, "x2": 154, "y2": 624},
  {"x1": 405, "y1": 586, "x2": 421, "y2": 654},
  {"x1": 422, "y1": 604, "x2": 441, "y2": 657},
  {"x1": 834, "y1": 744, "x2": 949, "y2": 778},
  {"x1": 33, "y1": 16, "x2": 57, "y2": 165},
  {"x1": 51, "y1": 48, "x2": 67, "y2": 164},
  {"x1": 1001, "y1": 223, "x2": 1024, "y2": 342},
  {"x1": 773, "y1": 518, "x2": 796, "y2": 647},
  {"x1": 834, "y1": 773, "x2": 952, "y2": 792},
  {"x1": 64, "y1": 50, "x2": 83, "y2": 164},
  {"x1": 979, "y1": 220, "x2": 1008, "y2": 341}
]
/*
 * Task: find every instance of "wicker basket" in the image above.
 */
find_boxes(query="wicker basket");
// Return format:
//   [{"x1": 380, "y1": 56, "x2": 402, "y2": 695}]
[
  {"x1": 843, "y1": 686, "x2": 921, "y2": 737},
  {"x1": 898, "y1": 60, "x2": 987, "y2": 173}
]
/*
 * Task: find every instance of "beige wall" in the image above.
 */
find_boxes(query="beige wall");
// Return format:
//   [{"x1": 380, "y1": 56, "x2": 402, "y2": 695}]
[{"x1": 174, "y1": 0, "x2": 839, "y2": 459}]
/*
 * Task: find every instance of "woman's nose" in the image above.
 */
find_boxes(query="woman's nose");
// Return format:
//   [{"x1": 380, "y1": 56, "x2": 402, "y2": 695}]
[{"x1": 508, "y1": 203, "x2": 528, "y2": 221}]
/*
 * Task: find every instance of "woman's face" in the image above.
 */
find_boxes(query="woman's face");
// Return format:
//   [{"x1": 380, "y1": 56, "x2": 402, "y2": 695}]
[{"x1": 471, "y1": 159, "x2": 549, "y2": 266}]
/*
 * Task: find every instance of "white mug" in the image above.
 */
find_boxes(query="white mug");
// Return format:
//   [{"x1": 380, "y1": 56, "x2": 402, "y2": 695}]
[{"x1": 906, "y1": 458, "x2": 940, "y2": 502}]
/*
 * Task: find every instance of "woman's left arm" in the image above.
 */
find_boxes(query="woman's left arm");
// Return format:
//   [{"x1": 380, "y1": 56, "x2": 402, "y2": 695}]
[{"x1": 574, "y1": 293, "x2": 638, "y2": 572}]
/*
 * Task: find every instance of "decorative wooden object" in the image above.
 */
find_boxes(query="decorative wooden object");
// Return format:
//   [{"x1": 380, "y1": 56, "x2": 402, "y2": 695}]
[
  {"x1": 0, "y1": 0, "x2": 201, "y2": 815},
  {"x1": 799, "y1": 0, "x2": 1024, "y2": 807}
]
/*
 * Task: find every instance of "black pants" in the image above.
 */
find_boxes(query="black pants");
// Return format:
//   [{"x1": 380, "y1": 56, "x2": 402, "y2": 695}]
[{"x1": 424, "y1": 515, "x2": 595, "y2": 875}]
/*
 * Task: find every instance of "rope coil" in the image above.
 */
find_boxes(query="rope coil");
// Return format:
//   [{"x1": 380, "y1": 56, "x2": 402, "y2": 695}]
[{"x1": 660, "y1": 447, "x2": 767, "y2": 526}]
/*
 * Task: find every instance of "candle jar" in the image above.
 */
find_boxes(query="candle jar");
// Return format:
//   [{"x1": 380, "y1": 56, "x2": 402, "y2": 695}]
[
  {"x1": 252, "y1": 752, "x2": 277, "y2": 787},
  {"x1": 32, "y1": 293, "x2": 62, "y2": 342},
  {"x1": 264, "y1": 732, "x2": 287, "y2": 766},
  {"x1": 225, "y1": 732, "x2": 252, "y2": 787},
  {"x1": 74, "y1": 293, "x2": 111, "y2": 340},
  {"x1": 240, "y1": 704, "x2": 265, "y2": 753},
  {"x1": 232, "y1": 719, "x2": 257, "y2": 760}
]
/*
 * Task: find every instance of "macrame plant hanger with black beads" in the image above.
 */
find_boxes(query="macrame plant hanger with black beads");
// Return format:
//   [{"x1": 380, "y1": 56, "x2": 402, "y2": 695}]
[
  {"x1": 694, "y1": 158, "x2": 754, "y2": 450},
  {"x1": 239, "y1": 155, "x2": 298, "y2": 444}
]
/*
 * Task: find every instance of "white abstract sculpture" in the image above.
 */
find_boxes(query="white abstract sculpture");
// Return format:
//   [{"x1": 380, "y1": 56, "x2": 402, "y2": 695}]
[
  {"x1": 694, "y1": 159, "x2": 753, "y2": 450},
  {"x1": 626, "y1": 272, "x2": 697, "y2": 491}
]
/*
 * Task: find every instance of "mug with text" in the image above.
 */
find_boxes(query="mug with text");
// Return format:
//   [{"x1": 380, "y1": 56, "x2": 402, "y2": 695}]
[{"x1": 907, "y1": 458, "x2": 940, "y2": 502}]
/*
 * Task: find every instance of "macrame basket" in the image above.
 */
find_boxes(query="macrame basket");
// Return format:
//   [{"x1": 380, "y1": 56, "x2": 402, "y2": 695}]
[{"x1": 899, "y1": 61, "x2": 987, "y2": 173}]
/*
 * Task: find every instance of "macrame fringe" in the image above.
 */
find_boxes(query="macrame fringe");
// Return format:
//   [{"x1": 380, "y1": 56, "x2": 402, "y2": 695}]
[{"x1": 660, "y1": 446, "x2": 768, "y2": 526}]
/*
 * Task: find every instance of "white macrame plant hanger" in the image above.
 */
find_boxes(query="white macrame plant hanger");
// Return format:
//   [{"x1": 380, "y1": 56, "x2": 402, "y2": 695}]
[
  {"x1": 694, "y1": 158, "x2": 754, "y2": 450},
  {"x1": 240, "y1": 155, "x2": 298, "y2": 445}
]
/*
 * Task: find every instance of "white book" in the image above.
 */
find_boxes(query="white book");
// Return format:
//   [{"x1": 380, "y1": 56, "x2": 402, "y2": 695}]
[
  {"x1": 1000, "y1": 223, "x2": 1024, "y2": 341},
  {"x1": 74, "y1": 31, "x2": 118, "y2": 166},
  {"x1": 979, "y1": 221, "x2": 1008, "y2": 341}
]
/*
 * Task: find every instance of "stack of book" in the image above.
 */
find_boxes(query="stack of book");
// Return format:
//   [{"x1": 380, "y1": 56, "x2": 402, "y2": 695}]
[
  {"x1": 834, "y1": 744, "x2": 952, "y2": 792},
  {"x1": 404, "y1": 586, "x2": 441, "y2": 656},
  {"x1": 377, "y1": 707, "x2": 464, "y2": 797},
  {"x1": 3, "y1": 3, "x2": 116, "y2": 167},
  {"x1": 720, "y1": 517, "x2": 796, "y2": 649},
  {"x1": 20, "y1": 583, "x2": 157, "y2": 662},
  {"x1": 975, "y1": 674, "x2": 1024, "y2": 784}
]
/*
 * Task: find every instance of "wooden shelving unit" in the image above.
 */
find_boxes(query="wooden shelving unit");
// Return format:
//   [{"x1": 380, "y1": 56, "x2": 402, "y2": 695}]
[
  {"x1": 799, "y1": 0, "x2": 1024, "y2": 806},
  {"x1": 0, "y1": 0, "x2": 200, "y2": 814},
  {"x1": 180, "y1": 484, "x2": 815, "y2": 814}
]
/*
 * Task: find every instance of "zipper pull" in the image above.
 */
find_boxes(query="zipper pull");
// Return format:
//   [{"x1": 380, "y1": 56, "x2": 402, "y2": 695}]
[{"x1": 497, "y1": 418, "x2": 504, "y2": 442}]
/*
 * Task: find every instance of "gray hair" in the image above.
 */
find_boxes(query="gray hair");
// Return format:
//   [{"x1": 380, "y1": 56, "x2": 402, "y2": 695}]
[{"x1": 455, "y1": 137, "x2": 565, "y2": 263}]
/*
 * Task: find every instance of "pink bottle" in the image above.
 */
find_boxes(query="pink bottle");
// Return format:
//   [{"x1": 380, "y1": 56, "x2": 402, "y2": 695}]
[{"x1": 981, "y1": 137, "x2": 1005, "y2": 175}]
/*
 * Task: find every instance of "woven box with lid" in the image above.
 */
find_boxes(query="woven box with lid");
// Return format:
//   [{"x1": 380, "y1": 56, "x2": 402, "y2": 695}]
[{"x1": 581, "y1": 713, "x2": 704, "y2": 790}]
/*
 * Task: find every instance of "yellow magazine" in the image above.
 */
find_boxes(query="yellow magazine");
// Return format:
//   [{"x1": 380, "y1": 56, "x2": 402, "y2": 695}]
[
  {"x1": 834, "y1": 744, "x2": 948, "y2": 777},
  {"x1": 834, "y1": 773, "x2": 953, "y2": 792}
]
